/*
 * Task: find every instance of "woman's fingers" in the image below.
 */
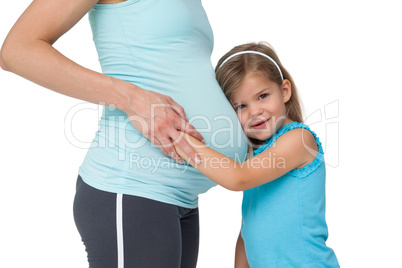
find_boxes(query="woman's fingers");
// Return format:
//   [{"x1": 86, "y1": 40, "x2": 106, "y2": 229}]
[
  {"x1": 149, "y1": 111, "x2": 202, "y2": 164},
  {"x1": 170, "y1": 130, "x2": 201, "y2": 165},
  {"x1": 179, "y1": 119, "x2": 205, "y2": 144},
  {"x1": 166, "y1": 96, "x2": 189, "y2": 121},
  {"x1": 127, "y1": 89, "x2": 205, "y2": 164},
  {"x1": 166, "y1": 98, "x2": 205, "y2": 144},
  {"x1": 155, "y1": 136, "x2": 184, "y2": 164}
]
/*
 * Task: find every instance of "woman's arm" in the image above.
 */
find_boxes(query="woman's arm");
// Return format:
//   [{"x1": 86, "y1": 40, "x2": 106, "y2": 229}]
[
  {"x1": 235, "y1": 233, "x2": 249, "y2": 268},
  {"x1": 0, "y1": 0, "x2": 203, "y2": 164},
  {"x1": 175, "y1": 128, "x2": 318, "y2": 191}
]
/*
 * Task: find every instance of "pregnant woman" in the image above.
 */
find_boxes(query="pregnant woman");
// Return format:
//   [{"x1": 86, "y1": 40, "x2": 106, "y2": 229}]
[{"x1": 0, "y1": 0, "x2": 248, "y2": 267}]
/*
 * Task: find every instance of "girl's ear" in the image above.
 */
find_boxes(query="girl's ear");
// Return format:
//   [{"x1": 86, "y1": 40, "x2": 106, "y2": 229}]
[{"x1": 281, "y1": 79, "x2": 292, "y2": 103}]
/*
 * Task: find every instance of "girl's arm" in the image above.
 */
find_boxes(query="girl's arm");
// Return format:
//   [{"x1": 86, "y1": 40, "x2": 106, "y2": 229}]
[
  {"x1": 175, "y1": 128, "x2": 318, "y2": 191},
  {"x1": 0, "y1": 0, "x2": 203, "y2": 164},
  {"x1": 235, "y1": 233, "x2": 250, "y2": 268}
]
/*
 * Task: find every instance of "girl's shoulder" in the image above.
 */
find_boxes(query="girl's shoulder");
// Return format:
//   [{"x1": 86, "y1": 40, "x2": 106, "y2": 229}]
[
  {"x1": 254, "y1": 122, "x2": 325, "y2": 177},
  {"x1": 254, "y1": 122, "x2": 323, "y2": 155}
]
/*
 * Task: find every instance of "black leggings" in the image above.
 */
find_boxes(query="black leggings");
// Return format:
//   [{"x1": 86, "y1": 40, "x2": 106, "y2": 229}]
[{"x1": 73, "y1": 176, "x2": 199, "y2": 268}]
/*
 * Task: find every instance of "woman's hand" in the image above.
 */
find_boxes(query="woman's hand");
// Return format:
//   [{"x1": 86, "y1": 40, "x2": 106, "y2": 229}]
[{"x1": 122, "y1": 84, "x2": 204, "y2": 164}]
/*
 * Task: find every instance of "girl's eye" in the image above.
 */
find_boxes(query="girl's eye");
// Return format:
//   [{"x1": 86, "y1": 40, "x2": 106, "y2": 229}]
[
  {"x1": 259, "y1": 93, "x2": 268, "y2": 100},
  {"x1": 235, "y1": 104, "x2": 245, "y2": 111}
]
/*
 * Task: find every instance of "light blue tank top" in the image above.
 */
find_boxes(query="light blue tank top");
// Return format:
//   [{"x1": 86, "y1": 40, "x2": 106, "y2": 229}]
[
  {"x1": 78, "y1": 0, "x2": 248, "y2": 208},
  {"x1": 241, "y1": 122, "x2": 339, "y2": 267}
]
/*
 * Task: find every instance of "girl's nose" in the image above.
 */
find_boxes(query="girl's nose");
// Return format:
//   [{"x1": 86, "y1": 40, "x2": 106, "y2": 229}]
[{"x1": 249, "y1": 104, "x2": 263, "y2": 116}]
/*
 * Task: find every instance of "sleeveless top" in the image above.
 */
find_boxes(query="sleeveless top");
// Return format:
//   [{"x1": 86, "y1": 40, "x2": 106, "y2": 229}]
[
  {"x1": 241, "y1": 122, "x2": 339, "y2": 267},
  {"x1": 78, "y1": 0, "x2": 248, "y2": 208}
]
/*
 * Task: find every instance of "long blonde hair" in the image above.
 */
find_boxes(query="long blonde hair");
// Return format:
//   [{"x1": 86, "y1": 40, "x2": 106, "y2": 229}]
[{"x1": 215, "y1": 42, "x2": 304, "y2": 155}]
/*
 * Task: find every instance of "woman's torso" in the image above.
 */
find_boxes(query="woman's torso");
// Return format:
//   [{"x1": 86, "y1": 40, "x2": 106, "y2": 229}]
[
  {"x1": 241, "y1": 123, "x2": 339, "y2": 267},
  {"x1": 79, "y1": 0, "x2": 248, "y2": 208}
]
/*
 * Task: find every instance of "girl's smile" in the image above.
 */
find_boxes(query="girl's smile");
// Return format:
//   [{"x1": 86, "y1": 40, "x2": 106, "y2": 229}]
[
  {"x1": 231, "y1": 71, "x2": 292, "y2": 142},
  {"x1": 251, "y1": 118, "x2": 269, "y2": 129}
]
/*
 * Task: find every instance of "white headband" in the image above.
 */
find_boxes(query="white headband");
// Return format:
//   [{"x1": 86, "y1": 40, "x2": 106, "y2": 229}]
[{"x1": 217, "y1": 50, "x2": 284, "y2": 81}]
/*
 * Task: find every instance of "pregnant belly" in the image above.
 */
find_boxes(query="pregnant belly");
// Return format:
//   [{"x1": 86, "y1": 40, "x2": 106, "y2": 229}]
[{"x1": 100, "y1": 100, "x2": 247, "y2": 162}]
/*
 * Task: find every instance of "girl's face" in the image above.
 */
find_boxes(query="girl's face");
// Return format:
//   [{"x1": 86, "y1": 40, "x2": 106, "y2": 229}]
[{"x1": 230, "y1": 71, "x2": 292, "y2": 143}]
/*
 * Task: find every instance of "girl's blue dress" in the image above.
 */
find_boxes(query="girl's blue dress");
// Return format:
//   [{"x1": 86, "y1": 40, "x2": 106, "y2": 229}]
[{"x1": 241, "y1": 122, "x2": 339, "y2": 267}]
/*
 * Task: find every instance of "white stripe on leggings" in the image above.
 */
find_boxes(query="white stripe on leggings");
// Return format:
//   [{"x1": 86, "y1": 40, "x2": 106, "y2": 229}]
[{"x1": 116, "y1": 193, "x2": 124, "y2": 268}]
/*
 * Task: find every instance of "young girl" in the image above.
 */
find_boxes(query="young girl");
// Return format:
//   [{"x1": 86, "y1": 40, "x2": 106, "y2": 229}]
[{"x1": 176, "y1": 42, "x2": 339, "y2": 267}]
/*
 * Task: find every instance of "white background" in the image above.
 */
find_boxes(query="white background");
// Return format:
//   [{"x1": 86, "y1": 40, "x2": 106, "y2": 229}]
[{"x1": 1, "y1": 0, "x2": 401, "y2": 267}]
